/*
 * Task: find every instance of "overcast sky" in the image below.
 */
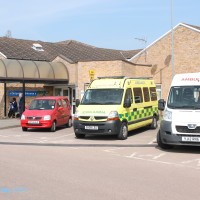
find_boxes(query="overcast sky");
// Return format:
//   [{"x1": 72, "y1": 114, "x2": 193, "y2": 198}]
[{"x1": 0, "y1": 0, "x2": 199, "y2": 50}]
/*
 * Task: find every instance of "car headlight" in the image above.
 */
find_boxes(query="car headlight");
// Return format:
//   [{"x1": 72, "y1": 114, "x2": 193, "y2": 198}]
[
  {"x1": 107, "y1": 111, "x2": 119, "y2": 121},
  {"x1": 21, "y1": 114, "x2": 25, "y2": 120},
  {"x1": 163, "y1": 109, "x2": 172, "y2": 121},
  {"x1": 44, "y1": 115, "x2": 51, "y2": 120}
]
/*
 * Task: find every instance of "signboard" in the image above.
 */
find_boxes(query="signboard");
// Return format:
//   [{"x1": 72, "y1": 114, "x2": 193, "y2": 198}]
[
  {"x1": 8, "y1": 90, "x2": 47, "y2": 97},
  {"x1": 89, "y1": 70, "x2": 95, "y2": 81}
]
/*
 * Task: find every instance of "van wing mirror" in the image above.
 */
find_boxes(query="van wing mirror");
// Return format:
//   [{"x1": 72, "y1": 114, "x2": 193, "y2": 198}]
[
  {"x1": 76, "y1": 99, "x2": 80, "y2": 107},
  {"x1": 124, "y1": 99, "x2": 131, "y2": 108},
  {"x1": 158, "y1": 99, "x2": 166, "y2": 111}
]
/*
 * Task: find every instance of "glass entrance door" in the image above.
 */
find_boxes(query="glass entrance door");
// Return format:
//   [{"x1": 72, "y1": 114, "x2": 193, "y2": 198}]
[{"x1": 54, "y1": 87, "x2": 75, "y2": 115}]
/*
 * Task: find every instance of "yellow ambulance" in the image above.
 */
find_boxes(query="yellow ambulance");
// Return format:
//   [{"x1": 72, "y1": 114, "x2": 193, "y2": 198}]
[{"x1": 73, "y1": 76, "x2": 159, "y2": 140}]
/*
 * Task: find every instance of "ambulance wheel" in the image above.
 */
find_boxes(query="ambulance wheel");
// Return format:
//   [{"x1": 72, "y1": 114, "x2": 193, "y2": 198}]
[
  {"x1": 157, "y1": 130, "x2": 173, "y2": 149},
  {"x1": 50, "y1": 121, "x2": 56, "y2": 132},
  {"x1": 118, "y1": 122, "x2": 128, "y2": 140},
  {"x1": 150, "y1": 116, "x2": 157, "y2": 129},
  {"x1": 75, "y1": 132, "x2": 85, "y2": 138}
]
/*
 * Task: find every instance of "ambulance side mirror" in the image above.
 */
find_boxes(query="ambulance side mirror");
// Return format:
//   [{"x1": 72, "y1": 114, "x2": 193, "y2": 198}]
[
  {"x1": 75, "y1": 99, "x2": 80, "y2": 107},
  {"x1": 158, "y1": 99, "x2": 165, "y2": 111},
  {"x1": 124, "y1": 99, "x2": 131, "y2": 108}
]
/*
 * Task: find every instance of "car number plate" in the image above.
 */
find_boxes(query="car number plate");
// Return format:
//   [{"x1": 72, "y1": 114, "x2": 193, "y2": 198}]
[
  {"x1": 85, "y1": 126, "x2": 98, "y2": 130},
  {"x1": 28, "y1": 121, "x2": 39, "y2": 124},
  {"x1": 182, "y1": 136, "x2": 200, "y2": 142}
]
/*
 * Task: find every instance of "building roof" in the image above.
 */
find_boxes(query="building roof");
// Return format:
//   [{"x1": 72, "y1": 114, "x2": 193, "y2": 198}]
[
  {"x1": 129, "y1": 22, "x2": 200, "y2": 61},
  {"x1": 0, "y1": 37, "x2": 141, "y2": 63}
]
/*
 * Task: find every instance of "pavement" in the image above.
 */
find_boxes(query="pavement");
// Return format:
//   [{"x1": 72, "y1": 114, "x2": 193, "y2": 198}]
[{"x1": 0, "y1": 118, "x2": 21, "y2": 130}]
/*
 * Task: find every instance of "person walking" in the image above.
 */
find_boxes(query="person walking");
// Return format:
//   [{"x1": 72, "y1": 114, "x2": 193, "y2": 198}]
[
  {"x1": 8, "y1": 97, "x2": 18, "y2": 118},
  {"x1": 18, "y1": 93, "x2": 24, "y2": 117}
]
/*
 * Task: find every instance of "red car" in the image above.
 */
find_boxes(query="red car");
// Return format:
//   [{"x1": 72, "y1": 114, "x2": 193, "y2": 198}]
[{"x1": 21, "y1": 96, "x2": 72, "y2": 132}]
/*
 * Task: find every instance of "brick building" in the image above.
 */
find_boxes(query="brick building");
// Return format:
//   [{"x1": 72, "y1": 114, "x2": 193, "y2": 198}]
[
  {"x1": 129, "y1": 23, "x2": 200, "y2": 100},
  {"x1": 0, "y1": 38, "x2": 142, "y2": 117},
  {"x1": 0, "y1": 22, "x2": 199, "y2": 118}
]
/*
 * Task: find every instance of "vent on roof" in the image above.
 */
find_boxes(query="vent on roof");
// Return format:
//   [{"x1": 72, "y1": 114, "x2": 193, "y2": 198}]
[{"x1": 32, "y1": 43, "x2": 44, "y2": 51}]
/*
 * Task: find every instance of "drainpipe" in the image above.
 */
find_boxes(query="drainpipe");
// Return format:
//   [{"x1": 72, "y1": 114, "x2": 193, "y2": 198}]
[{"x1": 4, "y1": 82, "x2": 7, "y2": 118}]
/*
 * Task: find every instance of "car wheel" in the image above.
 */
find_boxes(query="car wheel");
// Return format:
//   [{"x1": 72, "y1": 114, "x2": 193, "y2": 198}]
[
  {"x1": 150, "y1": 116, "x2": 157, "y2": 129},
  {"x1": 75, "y1": 132, "x2": 85, "y2": 138},
  {"x1": 66, "y1": 118, "x2": 72, "y2": 128},
  {"x1": 22, "y1": 127, "x2": 28, "y2": 132},
  {"x1": 157, "y1": 130, "x2": 173, "y2": 149},
  {"x1": 118, "y1": 122, "x2": 128, "y2": 140},
  {"x1": 50, "y1": 121, "x2": 56, "y2": 132}
]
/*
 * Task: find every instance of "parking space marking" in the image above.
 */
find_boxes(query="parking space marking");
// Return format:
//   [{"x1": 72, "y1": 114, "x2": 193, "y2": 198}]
[
  {"x1": 103, "y1": 147, "x2": 200, "y2": 170},
  {"x1": 148, "y1": 138, "x2": 156, "y2": 144},
  {"x1": 182, "y1": 159, "x2": 200, "y2": 167}
]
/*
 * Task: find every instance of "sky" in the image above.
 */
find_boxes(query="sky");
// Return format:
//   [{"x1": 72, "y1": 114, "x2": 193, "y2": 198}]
[{"x1": 0, "y1": 0, "x2": 199, "y2": 50}]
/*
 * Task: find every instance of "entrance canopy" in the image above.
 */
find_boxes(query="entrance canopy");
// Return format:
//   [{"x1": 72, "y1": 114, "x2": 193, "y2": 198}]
[{"x1": 0, "y1": 59, "x2": 69, "y2": 84}]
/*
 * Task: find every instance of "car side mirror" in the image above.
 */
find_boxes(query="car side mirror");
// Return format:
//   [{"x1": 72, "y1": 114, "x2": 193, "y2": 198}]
[
  {"x1": 76, "y1": 99, "x2": 80, "y2": 107},
  {"x1": 158, "y1": 99, "x2": 166, "y2": 111},
  {"x1": 124, "y1": 99, "x2": 131, "y2": 108}
]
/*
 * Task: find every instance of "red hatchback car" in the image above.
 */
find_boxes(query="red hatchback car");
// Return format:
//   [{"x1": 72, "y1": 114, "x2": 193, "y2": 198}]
[{"x1": 21, "y1": 96, "x2": 72, "y2": 132}]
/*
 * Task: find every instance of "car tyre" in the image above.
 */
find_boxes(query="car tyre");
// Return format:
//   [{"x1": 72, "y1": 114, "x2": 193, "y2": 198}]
[
  {"x1": 157, "y1": 130, "x2": 173, "y2": 149},
  {"x1": 75, "y1": 132, "x2": 85, "y2": 138},
  {"x1": 150, "y1": 116, "x2": 158, "y2": 129},
  {"x1": 118, "y1": 122, "x2": 128, "y2": 140},
  {"x1": 66, "y1": 118, "x2": 72, "y2": 128},
  {"x1": 22, "y1": 127, "x2": 28, "y2": 132},
  {"x1": 50, "y1": 121, "x2": 56, "y2": 132}
]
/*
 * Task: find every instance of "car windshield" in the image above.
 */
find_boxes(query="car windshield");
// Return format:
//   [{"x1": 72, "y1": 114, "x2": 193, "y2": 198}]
[
  {"x1": 29, "y1": 99, "x2": 56, "y2": 110},
  {"x1": 81, "y1": 89, "x2": 123, "y2": 105},
  {"x1": 167, "y1": 86, "x2": 200, "y2": 109}
]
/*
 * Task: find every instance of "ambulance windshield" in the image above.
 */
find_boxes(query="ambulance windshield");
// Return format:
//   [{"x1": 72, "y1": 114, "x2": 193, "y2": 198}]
[
  {"x1": 167, "y1": 86, "x2": 200, "y2": 109},
  {"x1": 81, "y1": 89, "x2": 123, "y2": 105}
]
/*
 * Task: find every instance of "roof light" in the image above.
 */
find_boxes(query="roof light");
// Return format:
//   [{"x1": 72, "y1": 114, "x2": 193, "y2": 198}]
[{"x1": 32, "y1": 43, "x2": 44, "y2": 51}]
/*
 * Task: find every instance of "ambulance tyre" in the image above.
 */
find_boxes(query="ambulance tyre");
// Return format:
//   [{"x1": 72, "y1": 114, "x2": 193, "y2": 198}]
[
  {"x1": 118, "y1": 122, "x2": 128, "y2": 140},
  {"x1": 75, "y1": 132, "x2": 85, "y2": 139},
  {"x1": 150, "y1": 116, "x2": 157, "y2": 129},
  {"x1": 157, "y1": 130, "x2": 173, "y2": 149}
]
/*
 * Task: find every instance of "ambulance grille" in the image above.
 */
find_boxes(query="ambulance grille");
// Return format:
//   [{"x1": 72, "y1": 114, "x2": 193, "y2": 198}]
[
  {"x1": 176, "y1": 126, "x2": 200, "y2": 133},
  {"x1": 79, "y1": 116, "x2": 107, "y2": 120}
]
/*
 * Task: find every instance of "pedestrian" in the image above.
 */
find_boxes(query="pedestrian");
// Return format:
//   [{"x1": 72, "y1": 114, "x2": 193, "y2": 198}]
[
  {"x1": 18, "y1": 93, "x2": 24, "y2": 117},
  {"x1": 8, "y1": 97, "x2": 18, "y2": 118}
]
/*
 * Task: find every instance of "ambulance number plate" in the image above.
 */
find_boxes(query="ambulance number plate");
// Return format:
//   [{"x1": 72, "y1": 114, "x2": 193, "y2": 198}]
[
  {"x1": 182, "y1": 136, "x2": 200, "y2": 142},
  {"x1": 85, "y1": 126, "x2": 98, "y2": 130}
]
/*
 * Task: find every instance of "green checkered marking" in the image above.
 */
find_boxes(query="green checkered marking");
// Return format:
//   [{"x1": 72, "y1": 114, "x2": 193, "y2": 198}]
[{"x1": 119, "y1": 106, "x2": 158, "y2": 122}]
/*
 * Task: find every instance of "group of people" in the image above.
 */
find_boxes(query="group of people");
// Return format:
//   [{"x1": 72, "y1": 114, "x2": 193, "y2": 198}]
[{"x1": 8, "y1": 93, "x2": 24, "y2": 118}]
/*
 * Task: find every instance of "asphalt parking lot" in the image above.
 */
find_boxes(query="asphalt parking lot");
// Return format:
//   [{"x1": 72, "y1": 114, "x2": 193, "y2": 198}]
[
  {"x1": 1, "y1": 125, "x2": 200, "y2": 170},
  {"x1": 1, "y1": 126, "x2": 200, "y2": 200}
]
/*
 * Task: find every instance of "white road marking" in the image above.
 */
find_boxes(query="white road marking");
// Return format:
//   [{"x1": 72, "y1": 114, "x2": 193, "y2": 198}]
[
  {"x1": 182, "y1": 159, "x2": 200, "y2": 167},
  {"x1": 148, "y1": 138, "x2": 156, "y2": 144}
]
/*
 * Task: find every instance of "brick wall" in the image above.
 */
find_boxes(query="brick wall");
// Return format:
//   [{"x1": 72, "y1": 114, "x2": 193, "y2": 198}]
[
  {"x1": 76, "y1": 60, "x2": 135, "y2": 99},
  {"x1": 53, "y1": 57, "x2": 77, "y2": 85},
  {"x1": 131, "y1": 25, "x2": 200, "y2": 99}
]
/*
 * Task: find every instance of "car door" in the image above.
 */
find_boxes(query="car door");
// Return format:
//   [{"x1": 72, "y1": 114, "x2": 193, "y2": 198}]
[
  {"x1": 56, "y1": 99, "x2": 64, "y2": 125},
  {"x1": 62, "y1": 99, "x2": 71, "y2": 124}
]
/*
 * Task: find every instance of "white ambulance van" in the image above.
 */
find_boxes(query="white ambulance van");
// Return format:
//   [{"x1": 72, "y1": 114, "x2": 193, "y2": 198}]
[
  {"x1": 158, "y1": 72, "x2": 200, "y2": 149},
  {"x1": 73, "y1": 76, "x2": 159, "y2": 140}
]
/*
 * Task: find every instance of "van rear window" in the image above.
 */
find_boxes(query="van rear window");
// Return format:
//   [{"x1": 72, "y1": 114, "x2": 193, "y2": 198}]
[
  {"x1": 150, "y1": 87, "x2": 157, "y2": 101},
  {"x1": 143, "y1": 87, "x2": 150, "y2": 102},
  {"x1": 133, "y1": 88, "x2": 143, "y2": 103}
]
